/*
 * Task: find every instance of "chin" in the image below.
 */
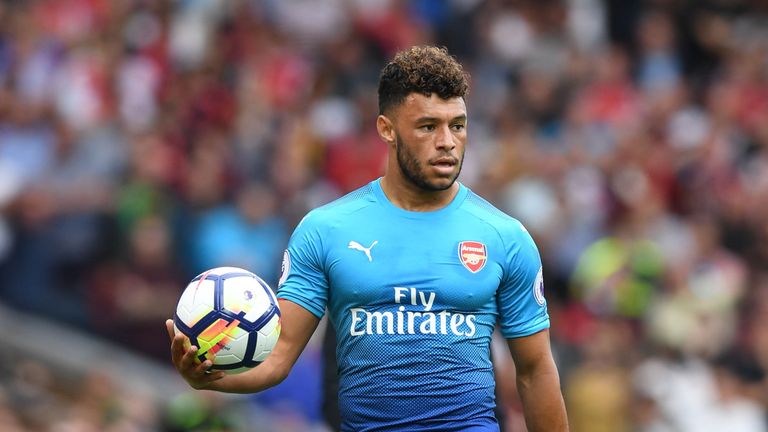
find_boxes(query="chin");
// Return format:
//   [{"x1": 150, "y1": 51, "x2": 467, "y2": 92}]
[{"x1": 424, "y1": 176, "x2": 458, "y2": 191}]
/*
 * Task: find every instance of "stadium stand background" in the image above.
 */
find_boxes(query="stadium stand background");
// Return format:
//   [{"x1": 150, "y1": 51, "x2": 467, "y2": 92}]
[{"x1": 0, "y1": 0, "x2": 767, "y2": 430}]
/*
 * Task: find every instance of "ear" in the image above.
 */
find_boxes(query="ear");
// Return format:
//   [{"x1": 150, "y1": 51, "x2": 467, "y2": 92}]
[{"x1": 376, "y1": 115, "x2": 396, "y2": 145}]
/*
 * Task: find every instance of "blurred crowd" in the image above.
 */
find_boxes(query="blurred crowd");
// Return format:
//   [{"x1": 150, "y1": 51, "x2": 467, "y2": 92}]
[{"x1": 0, "y1": 0, "x2": 767, "y2": 430}]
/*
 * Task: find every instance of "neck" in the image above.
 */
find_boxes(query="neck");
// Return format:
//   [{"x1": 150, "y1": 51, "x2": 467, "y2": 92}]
[{"x1": 380, "y1": 175, "x2": 459, "y2": 212}]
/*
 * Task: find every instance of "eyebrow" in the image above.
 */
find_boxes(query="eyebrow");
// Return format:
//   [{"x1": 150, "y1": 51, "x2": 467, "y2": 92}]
[{"x1": 414, "y1": 114, "x2": 467, "y2": 123}]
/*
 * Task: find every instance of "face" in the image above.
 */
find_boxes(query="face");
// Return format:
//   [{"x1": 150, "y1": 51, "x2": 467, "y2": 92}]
[{"x1": 381, "y1": 94, "x2": 467, "y2": 191}]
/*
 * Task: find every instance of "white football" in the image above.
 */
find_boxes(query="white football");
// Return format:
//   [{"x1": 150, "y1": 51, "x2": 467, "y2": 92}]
[{"x1": 174, "y1": 267, "x2": 281, "y2": 374}]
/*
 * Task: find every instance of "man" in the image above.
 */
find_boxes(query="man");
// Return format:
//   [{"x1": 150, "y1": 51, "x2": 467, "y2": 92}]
[{"x1": 167, "y1": 45, "x2": 569, "y2": 431}]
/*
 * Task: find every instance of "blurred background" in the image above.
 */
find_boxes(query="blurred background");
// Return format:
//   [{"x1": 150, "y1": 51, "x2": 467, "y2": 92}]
[{"x1": 0, "y1": 0, "x2": 767, "y2": 430}]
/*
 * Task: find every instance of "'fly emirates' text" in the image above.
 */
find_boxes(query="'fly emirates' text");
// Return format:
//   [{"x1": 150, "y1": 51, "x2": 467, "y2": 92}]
[{"x1": 349, "y1": 287, "x2": 477, "y2": 337}]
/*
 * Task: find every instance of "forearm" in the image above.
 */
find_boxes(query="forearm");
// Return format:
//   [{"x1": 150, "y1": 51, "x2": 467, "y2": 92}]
[
  {"x1": 205, "y1": 300, "x2": 319, "y2": 394},
  {"x1": 507, "y1": 331, "x2": 569, "y2": 432},
  {"x1": 205, "y1": 354, "x2": 290, "y2": 394},
  {"x1": 168, "y1": 300, "x2": 320, "y2": 395},
  {"x1": 516, "y1": 360, "x2": 569, "y2": 432}
]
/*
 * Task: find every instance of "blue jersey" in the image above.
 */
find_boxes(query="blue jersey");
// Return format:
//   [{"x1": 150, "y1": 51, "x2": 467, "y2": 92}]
[{"x1": 277, "y1": 179, "x2": 549, "y2": 432}]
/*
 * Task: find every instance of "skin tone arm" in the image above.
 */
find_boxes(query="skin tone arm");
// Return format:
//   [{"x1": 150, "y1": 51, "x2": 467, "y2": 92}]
[
  {"x1": 166, "y1": 299, "x2": 320, "y2": 393},
  {"x1": 507, "y1": 329, "x2": 569, "y2": 432}
]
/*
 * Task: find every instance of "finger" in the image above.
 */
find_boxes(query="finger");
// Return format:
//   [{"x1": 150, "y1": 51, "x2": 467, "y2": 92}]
[
  {"x1": 180, "y1": 345, "x2": 201, "y2": 371},
  {"x1": 204, "y1": 371, "x2": 226, "y2": 382},
  {"x1": 190, "y1": 369, "x2": 225, "y2": 389},
  {"x1": 196, "y1": 360, "x2": 225, "y2": 381},
  {"x1": 170, "y1": 333, "x2": 188, "y2": 365},
  {"x1": 165, "y1": 319, "x2": 175, "y2": 340},
  {"x1": 194, "y1": 359, "x2": 214, "y2": 377}
]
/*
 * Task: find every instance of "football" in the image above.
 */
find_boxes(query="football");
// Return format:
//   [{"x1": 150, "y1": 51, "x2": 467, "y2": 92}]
[{"x1": 173, "y1": 266, "x2": 281, "y2": 374}]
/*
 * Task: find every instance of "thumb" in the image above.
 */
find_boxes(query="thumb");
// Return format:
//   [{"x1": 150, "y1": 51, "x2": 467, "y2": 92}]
[{"x1": 166, "y1": 319, "x2": 176, "y2": 341}]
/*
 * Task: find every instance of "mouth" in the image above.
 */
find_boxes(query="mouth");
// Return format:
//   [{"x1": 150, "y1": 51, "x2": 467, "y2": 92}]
[
  {"x1": 429, "y1": 157, "x2": 458, "y2": 176},
  {"x1": 430, "y1": 157, "x2": 458, "y2": 168}
]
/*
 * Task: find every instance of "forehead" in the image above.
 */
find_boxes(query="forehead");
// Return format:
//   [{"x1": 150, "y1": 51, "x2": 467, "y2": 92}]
[{"x1": 395, "y1": 93, "x2": 467, "y2": 121}]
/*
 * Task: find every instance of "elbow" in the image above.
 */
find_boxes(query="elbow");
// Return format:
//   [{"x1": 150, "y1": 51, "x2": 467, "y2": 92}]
[
  {"x1": 517, "y1": 357, "x2": 561, "y2": 388},
  {"x1": 273, "y1": 367, "x2": 290, "y2": 385},
  {"x1": 269, "y1": 360, "x2": 292, "y2": 386}
]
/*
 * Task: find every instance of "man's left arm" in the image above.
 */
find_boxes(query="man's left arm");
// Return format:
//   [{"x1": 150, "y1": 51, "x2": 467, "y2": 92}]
[{"x1": 507, "y1": 329, "x2": 569, "y2": 432}]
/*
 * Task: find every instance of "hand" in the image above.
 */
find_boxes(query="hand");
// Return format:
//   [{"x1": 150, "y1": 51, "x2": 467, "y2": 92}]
[{"x1": 166, "y1": 319, "x2": 226, "y2": 389}]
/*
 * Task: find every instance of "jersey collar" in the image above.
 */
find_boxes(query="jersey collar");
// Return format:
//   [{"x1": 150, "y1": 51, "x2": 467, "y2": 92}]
[{"x1": 371, "y1": 177, "x2": 468, "y2": 220}]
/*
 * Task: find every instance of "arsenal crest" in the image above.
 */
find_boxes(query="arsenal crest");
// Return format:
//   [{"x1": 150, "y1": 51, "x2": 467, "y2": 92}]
[{"x1": 458, "y1": 241, "x2": 487, "y2": 273}]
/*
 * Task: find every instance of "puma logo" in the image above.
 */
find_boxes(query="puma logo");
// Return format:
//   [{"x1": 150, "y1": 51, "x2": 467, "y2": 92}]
[{"x1": 348, "y1": 240, "x2": 378, "y2": 262}]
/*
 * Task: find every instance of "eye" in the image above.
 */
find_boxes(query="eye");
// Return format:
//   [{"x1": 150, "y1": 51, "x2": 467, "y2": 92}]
[
  {"x1": 451, "y1": 124, "x2": 466, "y2": 132},
  {"x1": 420, "y1": 124, "x2": 436, "y2": 132}
]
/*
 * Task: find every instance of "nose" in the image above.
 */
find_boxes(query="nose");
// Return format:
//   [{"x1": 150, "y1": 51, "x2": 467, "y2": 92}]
[{"x1": 435, "y1": 125, "x2": 456, "y2": 151}]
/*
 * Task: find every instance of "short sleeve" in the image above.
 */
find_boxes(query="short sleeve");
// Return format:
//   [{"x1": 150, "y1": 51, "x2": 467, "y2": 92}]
[
  {"x1": 276, "y1": 212, "x2": 329, "y2": 319},
  {"x1": 497, "y1": 222, "x2": 550, "y2": 339}
]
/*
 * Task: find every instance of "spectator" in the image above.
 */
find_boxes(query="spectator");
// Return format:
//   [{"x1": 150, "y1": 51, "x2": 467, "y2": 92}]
[{"x1": 0, "y1": 1, "x2": 766, "y2": 430}]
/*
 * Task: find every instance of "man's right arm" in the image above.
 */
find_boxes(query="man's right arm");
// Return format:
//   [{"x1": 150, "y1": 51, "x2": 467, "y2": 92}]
[
  {"x1": 507, "y1": 329, "x2": 568, "y2": 431},
  {"x1": 166, "y1": 299, "x2": 321, "y2": 394}
]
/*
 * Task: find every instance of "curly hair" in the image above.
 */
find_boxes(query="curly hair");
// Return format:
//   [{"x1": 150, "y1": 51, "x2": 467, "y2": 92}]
[{"x1": 378, "y1": 46, "x2": 470, "y2": 115}]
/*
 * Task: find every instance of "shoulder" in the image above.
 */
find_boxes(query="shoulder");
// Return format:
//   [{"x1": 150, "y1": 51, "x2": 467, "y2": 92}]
[
  {"x1": 295, "y1": 182, "x2": 378, "y2": 233},
  {"x1": 460, "y1": 187, "x2": 533, "y2": 245}
]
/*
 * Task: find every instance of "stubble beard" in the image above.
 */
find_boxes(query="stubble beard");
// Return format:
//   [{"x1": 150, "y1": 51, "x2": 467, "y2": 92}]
[{"x1": 395, "y1": 132, "x2": 464, "y2": 192}]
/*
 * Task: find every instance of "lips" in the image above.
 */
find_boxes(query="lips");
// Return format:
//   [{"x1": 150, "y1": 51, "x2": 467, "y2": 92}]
[
  {"x1": 429, "y1": 156, "x2": 458, "y2": 176},
  {"x1": 430, "y1": 157, "x2": 457, "y2": 167}
]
